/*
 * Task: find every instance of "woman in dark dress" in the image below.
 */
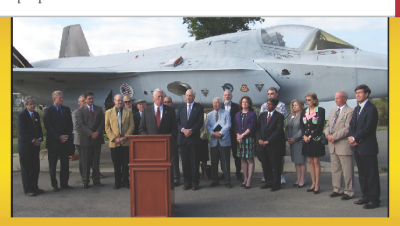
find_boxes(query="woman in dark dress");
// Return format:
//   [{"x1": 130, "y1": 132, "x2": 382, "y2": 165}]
[
  {"x1": 300, "y1": 93, "x2": 325, "y2": 194},
  {"x1": 235, "y1": 96, "x2": 257, "y2": 188}
]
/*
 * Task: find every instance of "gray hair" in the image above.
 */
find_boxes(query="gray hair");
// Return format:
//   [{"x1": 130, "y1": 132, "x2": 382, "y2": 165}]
[
  {"x1": 78, "y1": 95, "x2": 84, "y2": 104},
  {"x1": 153, "y1": 88, "x2": 166, "y2": 97},
  {"x1": 52, "y1": 91, "x2": 62, "y2": 99},
  {"x1": 223, "y1": 89, "x2": 232, "y2": 98},
  {"x1": 213, "y1": 97, "x2": 223, "y2": 104},
  {"x1": 186, "y1": 89, "x2": 196, "y2": 96},
  {"x1": 24, "y1": 95, "x2": 36, "y2": 105},
  {"x1": 337, "y1": 90, "x2": 348, "y2": 99}
]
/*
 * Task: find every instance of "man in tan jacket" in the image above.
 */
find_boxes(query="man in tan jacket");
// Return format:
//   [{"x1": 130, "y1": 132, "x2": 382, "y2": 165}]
[
  {"x1": 105, "y1": 94, "x2": 134, "y2": 189},
  {"x1": 324, "y1": 91, "x2": 354, "y2": 200}
]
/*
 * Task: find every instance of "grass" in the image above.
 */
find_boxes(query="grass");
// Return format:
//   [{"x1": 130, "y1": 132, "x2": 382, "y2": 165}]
[
  {"x1": 377, "y1": 126, "x2": 388, "y2": 131},
  {"x1": 379, "y1": 166, "x2": 388, "y2": 173}
]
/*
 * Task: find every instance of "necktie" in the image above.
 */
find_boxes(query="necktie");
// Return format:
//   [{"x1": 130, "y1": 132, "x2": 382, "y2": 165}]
[
  {"x1": 58, "y1": 106, "x2": 63, "y2": 117},
  {"x1": 31, "y1": 113, "x2": 38, "y2": 139},
  {"x1": 267, "y1": 113, "x2": 271, "y2": 124},
  {"x1": 357, "y1": 106, "x2": 362, "y2": 118},
  {"x1": 118, "y1": 109, "x2": 122, "y2": 135},
  {"x1": 331, "y1": 107, "x2": 340, "y2": 131},
  {"x1": 187, "y1": 104, "x2": 192, "y2": 120},
  {"x1": 216, "y1": 110, "x2": 219, "y2": 122},
  {"x1": 156, "y1": 107, "x2": 161, "y2": 128},
  {"x1": 90, "y1": 106, "x2": 94, "y2": 118}
]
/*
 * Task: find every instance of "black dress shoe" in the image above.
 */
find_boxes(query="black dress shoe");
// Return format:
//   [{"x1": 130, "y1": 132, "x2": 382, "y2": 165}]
[
  {"x1": 240, "y1": 183, "x2": 246, "y2": 187},
  {"x1": 124, "y1": 184, "x2": 130, "y2": 189},
  {"x1": 245, "y1": 185, "x2": 251, "y2": 189},
  {"x1": 35, "y1": 189, "x2": 44, "y2": 194},
  {"x1": 306, "y1": 188, "x2": 315, "y2": 192},
  {"x1": 260, "y1": 184, "x2": 272, "y2": 189},
  {"x1": 225, "y1": 183, "x2": 232, "y2": 188},
  {"x1": 25, "y1": 192, "x2": 36, "y2": 196},
  {"x1": 61, "y1": 185, "x2": 73, "y2": 189},
  {"x1": 113, "y1": 185, "x2": 121, "y2": 189},
  {"x1": 183, "y1": 184, "x2": 191, "y2": 190},
  {"x1": 329, "y1": 192, "x2": 342, "y2": 197},
  {"x1": 341, "y1": 194, "x2": 352, "y2": 200},
  {"x1": 354, "y1": 199, "x2": 369, "y2": 205},
  {"x1": 363, "y1": 203, "x2": 380, "y2": 209},
  {"x1": 270, "y1": 187, "x2": 281, "y2": 192},
  {"x1": 94, "y1": 182, "x2": 104, "y2": 187},
  {"x1": 209, "y1": 182, "x2": 219, "y2": 187},
  {"x1": 313, "y1": 187, "x2": 320, "y2": 194},
  {"x1": 292, "y1": 183, "x2": 299, "y2": 187},
  {"x1": 192, "y1": 185, "x2": 199, "y2": 190},
  {"x1": 83, "y1": 184, "x2": 89, "y2": 189},
  {"x1": 52, "y1": 187, "x2": 59, "y2": 192}
]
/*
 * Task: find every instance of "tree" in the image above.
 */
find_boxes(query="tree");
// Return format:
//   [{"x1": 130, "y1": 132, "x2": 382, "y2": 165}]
[{"x1": 182, "y1": 17, "x2": 265, "y2": 40}]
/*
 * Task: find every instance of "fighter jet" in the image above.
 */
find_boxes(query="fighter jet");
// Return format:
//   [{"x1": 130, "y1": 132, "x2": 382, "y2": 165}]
[{"x1": 13, "y1": 24, "x2": 387, "y2": 110}]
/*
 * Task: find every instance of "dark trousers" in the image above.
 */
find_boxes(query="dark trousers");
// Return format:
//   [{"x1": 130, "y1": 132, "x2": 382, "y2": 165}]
[
  {"x1": 180, "y1": 144, "x2": 200, "y2": 186},
  {"x1": 81, "y1": 145, "x2": 101, "y2": 184},
  {"x1": 48, "y1": 146, "x2": 70, "y2": 187},
  {"x1": 111, "y1": 146, "x2": 129, "y2": 186},
  {"x1": 354, "y1": 151, "x2": 381, "y2": 204},
  {"x1": 20, "y1": 150, "x2": 40, "y2": 193},
  {"x1": 211, "y1": 142, "x2": 230, "y2": 184},
  {"x1": 230, "y1": 135, "x2": 241, "y2": 174},
  {"x1": 77, "y1": 145, "x2": 83, "y2": 177},
  {"x1": 173, "y1": 147, "x2": 180, "y2": 183},
  {"x1": 261, "y1": 146, "x2": 282, "y2": 189}
]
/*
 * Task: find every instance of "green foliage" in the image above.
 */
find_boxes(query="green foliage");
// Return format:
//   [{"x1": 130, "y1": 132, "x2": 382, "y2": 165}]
[
  {"x1": 182, "y1": 17, "x2": 265, "y2": 40},
  {"x1": 379, "y1": 166, "x2": 388, "y2": 172},
  {"x1": 369, "y1": 97, "x2": 388, "y2": 126}
]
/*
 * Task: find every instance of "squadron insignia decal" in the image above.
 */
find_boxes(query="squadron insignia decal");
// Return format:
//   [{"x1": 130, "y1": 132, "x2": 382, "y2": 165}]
[
  {"x1": 222, "y1": 83, "x2": 234, "y2": 92},
  {"x1": 255, "y1": 83, "x2": 264, "y2": 92},
  {"x1": 120, "y1": 83, "x2": 134, "y2": 97},
  {"x1": 201, "y1": 89, "x2": 209, "y2": 97},
  {"x1": 240, "y1": 84, "x2": 249, "y2": 92}
]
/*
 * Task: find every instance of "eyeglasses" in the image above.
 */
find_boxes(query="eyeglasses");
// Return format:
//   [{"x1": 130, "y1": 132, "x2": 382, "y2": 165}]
[
  {"x1": 164, "y1": 101, "x2": 171, "y2": 103},
  {"x1": 124, "y1": 101, "x2": 131, "y2": 103},
  {"x1": 306, "y1": 99, "x2": 312, "y2": 102}
]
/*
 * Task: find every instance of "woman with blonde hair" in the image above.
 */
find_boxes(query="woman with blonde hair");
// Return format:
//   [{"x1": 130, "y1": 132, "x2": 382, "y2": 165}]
[
  {"x1": 285, "y1": 99, "x2": 307, "y2": 188},
  {"x1": 300, "y1": 93, "x2": 325, "y2": 194}
]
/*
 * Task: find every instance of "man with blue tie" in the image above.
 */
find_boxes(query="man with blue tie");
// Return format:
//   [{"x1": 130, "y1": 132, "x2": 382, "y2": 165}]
[
  {"x1": 348, "y1": 84, "x2": 381, "y2": 209},
  {"x1": 207, "y1": 97, "x2": 232, "y2": 188},
  {"x1": 177, "y1": 89, "x2": 204, "y2": 190},
  {"x1": 44, "y1": 91, "x2": 73, "y2": 191},
  {"x1": 17, "y1": 95, "x2": 44, "y2": 196}
]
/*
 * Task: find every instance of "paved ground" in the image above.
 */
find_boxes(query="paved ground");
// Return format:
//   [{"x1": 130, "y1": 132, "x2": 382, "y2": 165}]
[{"x1": 12, "y1": 130, "x2": 388, "y2": 217}]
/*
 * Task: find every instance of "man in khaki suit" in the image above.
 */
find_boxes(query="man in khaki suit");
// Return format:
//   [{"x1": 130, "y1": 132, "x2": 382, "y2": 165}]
[
  {"x1": 324, "y1": 91, "x2": 354, "y2": 200},
  {"x1": 105, "y1": 94, "x2": 134, "y2": 189}
]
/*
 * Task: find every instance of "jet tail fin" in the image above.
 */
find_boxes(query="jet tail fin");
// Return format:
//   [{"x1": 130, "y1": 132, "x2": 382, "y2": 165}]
[
  {"x1": 59, "y1": 24, "x2": 91, "y2": 58},
  {"x1": 13, "y1": 46, "x2": 33, "y2": 68}
]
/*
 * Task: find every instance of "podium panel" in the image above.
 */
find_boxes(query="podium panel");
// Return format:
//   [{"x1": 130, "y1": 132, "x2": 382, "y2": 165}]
[{"x1": 128, "y1": 135, "x2": 175, "y2": 217}]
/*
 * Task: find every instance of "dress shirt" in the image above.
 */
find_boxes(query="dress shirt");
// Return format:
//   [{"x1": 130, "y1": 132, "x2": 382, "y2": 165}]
[
  {"x1": 54, "y1": 104, "x2": 63, "y2": 116},
  {"x1": 154, "y1": 104, "x2": 163, "y2": 120},
  {"x1": 181, "y1": 102, "x2": 194, "y2": 132},
  {"x1": 358, "y1": 99, "x2": 368, "y2": 115},
  {"x1": 224, "y1": 101, "x2": 231, "y2": 112},
  {"x1": 87, "y1": 104, "x2": 94, "y2": 111},
  {"x1": 139, "y1": 111, "x2": 143, "y2": 118}
]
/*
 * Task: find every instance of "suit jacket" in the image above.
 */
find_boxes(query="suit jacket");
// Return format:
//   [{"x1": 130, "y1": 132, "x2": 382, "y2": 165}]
[
  {"x1": 44, "y1": 105, "x2": 73, "y2": 150},
  {"x1": 177, "y1": 102, "x2": 204, "y2": 145},
  {"x1": 105, "y1": 107, "x2": 134, "y2": 147},
  {"x1": 72, "y1": 109, "x2": 80, "y2": 145},
  {"x1": 256, "y1": 111, "x2": 284, "y2": 153},
  {"x1": 76, "y1": 104, "x2": 105, "y2": 147},
  {"x1": 285, "y1": 113, "x2": 303, "y2": 153},
  {"x1": 139, "y1": 104, "x2": 178, "y2": 142},
  {"x1": 133, "y1": 111, "x2": 141, "y2": 135},
  {"x1": 17, "y1": 108, "x2": 44, "y2": 156},
  {"x1": 222, "y1": 102, "x2": 239, "y2": 140},
  {"x1": 324, "y1": 105, "x2": 353, "y2": 155},
  {"x1": 349, "y1": 100, "x2": 379, "y2": 155},
  {"x1": 206, "y1": 109, "x2": 231, "y2": 147}
]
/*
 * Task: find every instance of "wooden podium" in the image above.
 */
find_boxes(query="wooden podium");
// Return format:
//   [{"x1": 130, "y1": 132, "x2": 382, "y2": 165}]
[{"x1": 128, "y1": 135, "x2": 175, "y2": 217}]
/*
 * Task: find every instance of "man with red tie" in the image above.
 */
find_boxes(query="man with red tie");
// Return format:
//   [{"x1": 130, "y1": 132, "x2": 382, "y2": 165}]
[
  {"x1": 76, "y1": 91, "x2": 105, "y2": 189},
  {"x1": 17, "y1": 95, "x2": 44, "y2": 196}
]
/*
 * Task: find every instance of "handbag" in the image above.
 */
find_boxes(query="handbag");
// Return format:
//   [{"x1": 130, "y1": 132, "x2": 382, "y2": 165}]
[{"x1": 320, "y1": 133, "x2": 328, "y2": 145}]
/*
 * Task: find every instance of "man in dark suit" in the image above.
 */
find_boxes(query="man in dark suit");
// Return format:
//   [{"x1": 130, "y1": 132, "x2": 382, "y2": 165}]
[
  {"x1": 164, "y1": 96, "x2": 180, "y2": 186},
  {"x1": 43, "y1": 91, "x2": 73, "y2": 191},
  {"x1": 348, "y1": 84, "x2": 381, "y2": 209},
  {"x1": 139, "y1": 89, "x2": 178, "y2": 139},
  {"x1": 76, "y1": 91, "x2": 105, "y2": 189},
  {"x1": 177, "y1": 89, "x2": 204, "y2": 190},
  {"x1": 133, "y1": 99, "x2": 146, "y2": 135},
  {"x1": 17, "y1": 95, "x2": 44, "y2": 196},
  {"x1": 256, "y1": 98, "x2": 284, "y2": 192},
  {"x1": 221, "y1": 90, "x2": 242, "y2": 181}
]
